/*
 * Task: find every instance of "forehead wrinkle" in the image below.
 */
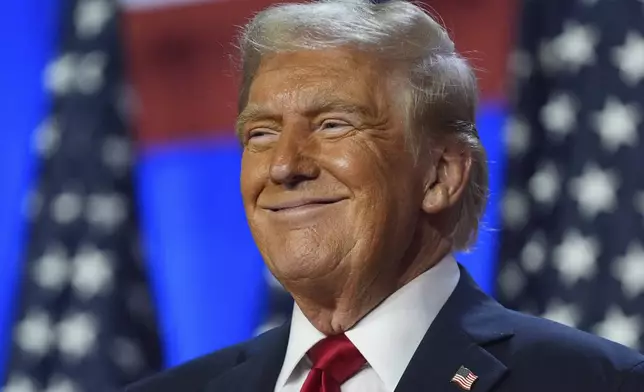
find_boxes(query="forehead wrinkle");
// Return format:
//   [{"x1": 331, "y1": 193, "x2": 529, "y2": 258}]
[
  {"x1": 241, "y1": 87, "x2": 380, "y2": 128},
  {"x1": 238, "y1": 51, "x2": 395, "y2": 137}
]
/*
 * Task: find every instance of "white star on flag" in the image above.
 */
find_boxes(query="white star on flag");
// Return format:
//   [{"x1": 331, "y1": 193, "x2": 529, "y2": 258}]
[
  {"x1": 594, "y1": 307, "x2": 642, "y2": 348},
  {"x1": 33, "y1": 116, "x2": 61, "y2": 159},
  {"x1": 3, "y1": 375, "x2": 39, "y2": 392},
  {"x1": 75, "y1": 0, "x2": 113, "y2": 39},
  {"x1": 86, "y1": 193, "x2": 128, "y2": 232},
  {"x1": 76, "y1": 51, "x2": 107, "y2": 94},
  {"x1": 498, "y1": 262, "x2": 526, "y2": 300},
  {"x1": 540, "y1": 92, "x2": 578, "y2": 138},
  {"x1": 32, "y1": 243, "x2": 71, "y2": 292},
  {"x1": 612, "y1": 31, "x2": 644, "y2": 86},
  {"x1": 529, "y1": 161, "x2": 560, "y2": 205},
  {"x1": 44, "y1": 376, "x2": 80, "y2": 392},
  {"x1": 14, "y1": 310, "x2": 54, "y2": 357},
  {"x1": 44, "y1": 54, "x2": 78, "y2": 95},
  {"x1": 520, "y1": 232, "x2": 547, "y2": 274},
  {"x1": 592, "y1": 97, "x2": 641, "y2": 152},
  {"x1": 569, "y1": 164, "x2": 619, "y2": 219},
  {"x1": 542, "y1": 301, "x2": 581, "y2": 328},
  {"x1": 504, "y1": 116, "x2": 531, "y2": 156},
  {"x1": 56, "y1": 312, "x2": 99, "y2": 360},
  {"x1": 51, "y1": 190, "x2": 83, "y2": 225},
  {"x1": 101, "y1": 135, "x2": 133, "y2": 174},
  {"x1": 502, "y1": 189, "x2": 530, "y2": 229},
  {"x1": 71, "y1": 245, "x2": 115, "y2": 299},
  {"x1": 551, "y1": 21, "x2": 599, "y2": 71},
  {"x1": 553, "y1": 230, "x2": 599, "y2": 286},
  {"x1": 612, "y1": 242, "x2": 644, "y2": 299}
]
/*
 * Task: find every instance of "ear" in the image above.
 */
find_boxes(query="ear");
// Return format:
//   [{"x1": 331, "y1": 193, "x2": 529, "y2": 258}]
[{"x1": 422, "y1": 144, "x2": 472, "y2": 214}]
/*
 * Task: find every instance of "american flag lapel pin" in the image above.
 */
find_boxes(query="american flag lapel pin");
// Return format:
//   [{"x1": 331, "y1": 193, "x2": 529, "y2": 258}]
[{"x1": 450, "y1": 366, "x2": 479, "y2": 390}]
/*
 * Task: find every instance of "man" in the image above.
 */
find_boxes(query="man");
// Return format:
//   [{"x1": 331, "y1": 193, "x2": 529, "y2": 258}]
[{"x1": 127, "y1": 1, "x2": 644, "y2": 391}]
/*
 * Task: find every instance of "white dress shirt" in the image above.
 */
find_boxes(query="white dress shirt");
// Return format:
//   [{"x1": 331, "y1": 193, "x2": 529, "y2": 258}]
[{"x1": 274, "y1": 255, "x2": 460, "y2": 392}]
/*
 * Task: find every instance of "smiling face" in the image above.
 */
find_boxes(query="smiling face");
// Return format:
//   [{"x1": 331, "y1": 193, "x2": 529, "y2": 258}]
[{"x1": 239, "y1": 48, "x2": 431, "y2": 293}]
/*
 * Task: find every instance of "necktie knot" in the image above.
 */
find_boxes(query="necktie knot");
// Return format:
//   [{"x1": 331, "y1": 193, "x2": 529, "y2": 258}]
[{"x1": 301, "y1": 334, "x2": 366, "y2": 392}]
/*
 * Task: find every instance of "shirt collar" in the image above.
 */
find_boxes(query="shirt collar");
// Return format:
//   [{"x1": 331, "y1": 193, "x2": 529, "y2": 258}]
[
  {"x1": 275, "y1": 299, "x2": 326, "y2": 389},
  {"x1": 276, "y1": 254, "x2": 460, "y2": 391}
]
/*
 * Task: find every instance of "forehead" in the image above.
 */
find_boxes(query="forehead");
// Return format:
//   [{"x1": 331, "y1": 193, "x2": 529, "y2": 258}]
[{"x1": 247, "y1": 48, "x2": 390, "y2": 110}]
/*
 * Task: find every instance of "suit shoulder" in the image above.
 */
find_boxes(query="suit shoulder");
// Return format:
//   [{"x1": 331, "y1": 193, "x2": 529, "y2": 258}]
[
  {"x1": 125, "y1": 328, "x2": 282, "y2": 392},
  {"x1": 618, "y1": 360, "x2": 644, "y2": 391},
  {"x1": 502, "y1": 309, "x2": 644, "y2": 371},
  {"x1": 483, "y1": 309, "x2": 644, "y2": 391}
]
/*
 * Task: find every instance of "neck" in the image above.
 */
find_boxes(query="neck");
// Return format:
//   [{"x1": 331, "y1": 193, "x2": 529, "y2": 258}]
[{"x1": 289, "y1": 229, "x2": 451, "y2": 336}]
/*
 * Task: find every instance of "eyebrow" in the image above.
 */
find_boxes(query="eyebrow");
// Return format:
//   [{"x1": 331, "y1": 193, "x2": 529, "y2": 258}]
[
  {"x1": 236, "y1": 105, "x2": 279, "y2": 136},
  {"x1": 236, "y1": 96, "x2": 375, "y2": 138}
]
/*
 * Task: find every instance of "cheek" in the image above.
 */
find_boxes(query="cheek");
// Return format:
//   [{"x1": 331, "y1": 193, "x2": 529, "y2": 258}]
[
  {"x1": 341, "y1": 144, "x2": 420, "y2": 229},
  {"x1": 340, "y1": 160, "x2": 395, "y2": 232},
  {"x1": 347, "y1": 149, "x2": 403, "y2": 203},
  {"x1": 240, "y1": 152, "x2": 268, "y2": 205},
  {"x1": 328, "y1": 139, "x2": 390, "y2": 188}
]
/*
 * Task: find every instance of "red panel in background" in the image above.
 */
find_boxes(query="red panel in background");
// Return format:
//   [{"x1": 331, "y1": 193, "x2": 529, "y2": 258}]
[
  {"x1": 123, "y1": 0, "x2": 516, "y2": 147},
  {"x1": 122, "y1": 0, "x2": 301, "y2": 145},
  {"x1": 429, "y1": 0, "x2": 517, "y2": 101}
]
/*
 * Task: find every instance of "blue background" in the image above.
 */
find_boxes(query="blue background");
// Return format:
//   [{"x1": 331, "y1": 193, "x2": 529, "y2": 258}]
[{"x1": 0, "y1": 0, "x2": 60, "y2": 378}]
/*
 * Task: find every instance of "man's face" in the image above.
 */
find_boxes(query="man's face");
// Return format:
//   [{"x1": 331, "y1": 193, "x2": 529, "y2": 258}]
[{"x1": 239, "y1": 48, "x2": 428, "y2": 288}]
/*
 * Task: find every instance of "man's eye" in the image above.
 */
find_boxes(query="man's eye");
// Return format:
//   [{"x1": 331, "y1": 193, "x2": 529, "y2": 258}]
[
  {"x1": 246, "y1": 129, "x2": 279, "y2": 146},
  {"x1": 248, "y1": 130, "x2": 266, "y2": 138},
  {"x1": 319, "y1": 120, "x2": 350, "y2": 131},
  {"x1": 248, "y1": 129, "x2": 276, "y2": 139}
]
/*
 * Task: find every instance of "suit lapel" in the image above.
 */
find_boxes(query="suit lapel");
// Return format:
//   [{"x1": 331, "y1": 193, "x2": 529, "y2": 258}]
[
  {"x1": 395, "y1": 265, "x2": 513, "y2": 392},
  {"x1": 205, "y1": 322, "x2": 290, "y2": 392}
]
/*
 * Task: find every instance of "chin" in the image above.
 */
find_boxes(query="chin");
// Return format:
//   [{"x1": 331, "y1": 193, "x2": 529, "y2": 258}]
[
  {"x1": 253, "y1": 221, "x2": 354, "y2": 276},
  {"x1": 265, "y1": 246, "x2": 346, "y2": 282}
]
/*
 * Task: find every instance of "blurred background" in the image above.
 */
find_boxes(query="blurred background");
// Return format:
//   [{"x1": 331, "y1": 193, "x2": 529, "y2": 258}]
[{"x1": 1, "y1": 0, "x2": 643, "y2": 390}]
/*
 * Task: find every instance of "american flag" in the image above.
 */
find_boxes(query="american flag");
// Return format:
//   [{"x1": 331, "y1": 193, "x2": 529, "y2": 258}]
[
  {"x1": 2, "y1": 0, "x2": 162, "y2": 390},
  {"x1": 498, "y1": 0, "x2": 644, "y2": 350},
  {"x1": 450, "y1": 366, "x2": 478, "y2": 391}
]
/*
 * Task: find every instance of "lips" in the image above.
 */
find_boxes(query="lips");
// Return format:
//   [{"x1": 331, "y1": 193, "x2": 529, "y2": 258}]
[{"x1": 261, "y1": 197, "x2": 346, "y2": 211}]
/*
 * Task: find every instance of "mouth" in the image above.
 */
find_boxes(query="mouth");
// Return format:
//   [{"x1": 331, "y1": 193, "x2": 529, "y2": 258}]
[{"x1": 261, "y1": 198, "x2": 346, "y2": 212}]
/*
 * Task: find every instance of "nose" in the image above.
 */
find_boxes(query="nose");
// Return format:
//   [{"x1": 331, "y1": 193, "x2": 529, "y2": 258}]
[{"x1": 269, "y1": 126, "x2": 320, "y2": 187}]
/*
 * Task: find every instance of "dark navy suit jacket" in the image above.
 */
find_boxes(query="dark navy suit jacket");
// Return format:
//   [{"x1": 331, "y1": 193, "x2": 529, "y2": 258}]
[{"x1": 127, "y1": 265, "x2": 644, "y2": 391}]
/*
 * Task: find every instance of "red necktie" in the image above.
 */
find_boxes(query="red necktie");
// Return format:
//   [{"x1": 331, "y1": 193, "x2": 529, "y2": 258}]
[{"x1": 300, "y1": 334, "x2": 367, "y2": 392}]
